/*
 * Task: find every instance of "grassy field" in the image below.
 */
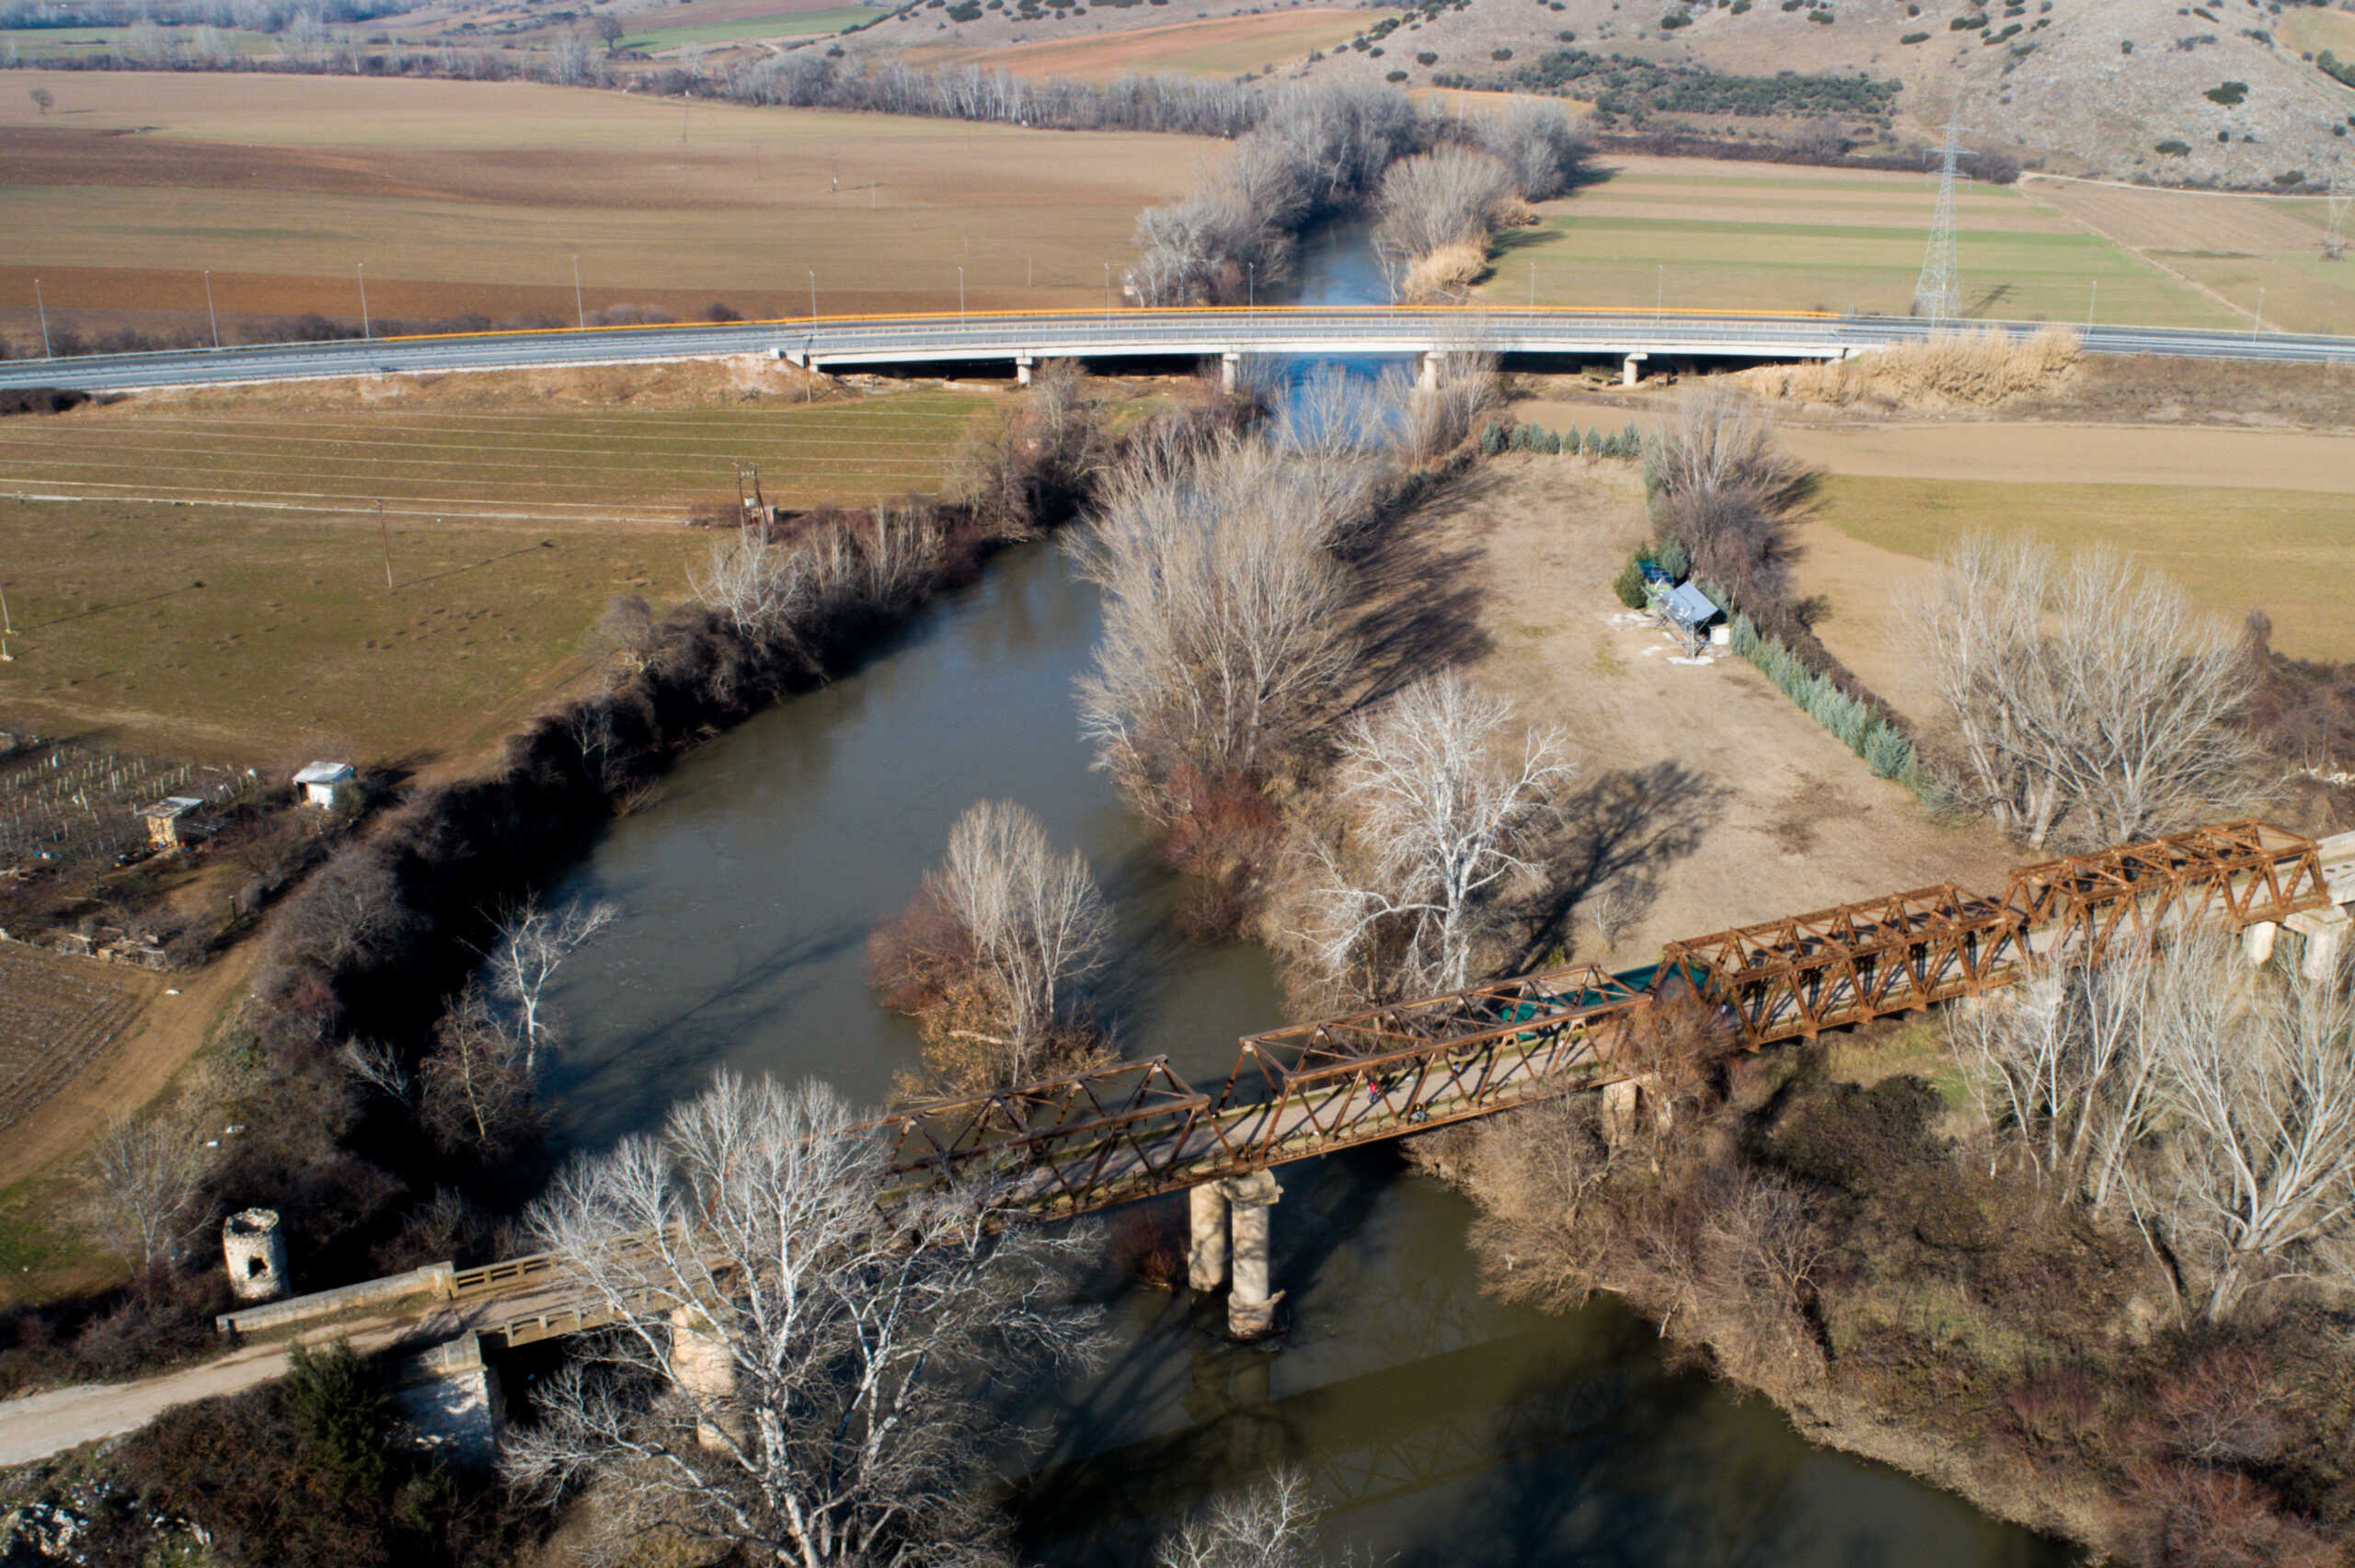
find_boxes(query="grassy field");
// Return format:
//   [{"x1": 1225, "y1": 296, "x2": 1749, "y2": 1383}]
[
  {"x1": 1479, "y1": 158, "x2": 2243, "y2": 326},
  {"x1": 1809, "y1": 475, "x2": 2355, "y2": 662},
  {"x1": 0, "y1": 74, "x2": 1206, "y2": 344},
  {"x1": 622, "y1": 6, "x2": 871, "y2": 48},
  {"x1": 0, "y1": 379, "x2": 993, "y2": 760}
]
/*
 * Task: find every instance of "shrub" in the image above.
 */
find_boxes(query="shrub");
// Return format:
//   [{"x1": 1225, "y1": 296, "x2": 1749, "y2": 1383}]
[
  {"x1": 1613, "y1": 555, "x2": 1649, "y2": 609},
  {"x1": 2154, "y1": 139, "x2": 2191, "y2": 155},
  {"x1": 1660, "y1": 9, "x2": 1690, "y2": 26},
  {"x1": 2204, "y1": 79, "x2": 2247, "y2": 105},
  {"x1": 1951, "y1": 12, "x2": 1985, "y2": 29},
  {"x1": 1901, "y1": 29, "x2": 1928, "y2": 41},
  {"x1": 1386, "y1": 69, "x2": 1408, "y2": 80},
  {"x1": 1656, "y1": 535, "x2": 1691, "y2": 580},
  {"x1": 1417, "y1": 49, "x2": 1437, "y2": 63}
]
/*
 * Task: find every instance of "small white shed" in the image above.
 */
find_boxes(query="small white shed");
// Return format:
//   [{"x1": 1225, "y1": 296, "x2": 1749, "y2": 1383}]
[{"x1": 293, "y1": 761, "x2": 356, "y2": 808}]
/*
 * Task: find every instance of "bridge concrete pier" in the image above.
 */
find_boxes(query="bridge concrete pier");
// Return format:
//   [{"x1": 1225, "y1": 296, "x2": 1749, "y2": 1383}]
[
  {"x1": 670, "y1": 1304, "x2": 741, "y2": 1449},
  {"x1": 2289, "y1": 906, "x2": 2348, "y2": 980},
  {"x1": 1416, "y1": 349, "x2": 1445, "y2": 391},
  {"x1": 1189, "y1": 1181, "x2": 1230, "y2": 1291},
  {"x1": 1016, "y1": 352, "x2": 1035, "y2": 387},
  {"x1": 1224, "y1": 1171, "x2": 1283, "y2": 1341},
  {"x1": 1622, "y1": 352, "x2": 1648, "y2": 387},
  {"x1": 2244, "y1": 919, "x2": 2279, "y2": 967},
  {"x1": 1220, "y1": 350, "x2": 1243, "y2": 393}
]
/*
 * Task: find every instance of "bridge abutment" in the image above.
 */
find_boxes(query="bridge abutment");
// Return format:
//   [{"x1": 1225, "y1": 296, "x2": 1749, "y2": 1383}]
[{"x1": 2289, "y1": 906, "x2": 2349, "y2": 980}]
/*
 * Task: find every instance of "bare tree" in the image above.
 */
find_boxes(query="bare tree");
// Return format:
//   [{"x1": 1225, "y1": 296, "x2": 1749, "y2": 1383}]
[
  {"x1": 339, "y1": 1037, "x2": 411, "y2": 1102},
  {"x1": 503, "y1": 1071, "x2": 1104, "y2": 1568},
  {"x1": 1373, "y1": 144, "x2": 1516, "y2": 270},
  {"x1": 29, "y1": 86, "x2": 54, "y2": 115},
  {"x1": 1075, "y1": 430, "x2": 1361, "y2": 812},
  {"x1": 592, "y1": 11, "x2": 626, "y2": 50},
  {"x1": 86, "y1": 1106, "x2": 211, "y2": 1271},
  {"x1": 874, "y1": 800, "x2": 1113, "y2": 1091},
  {"x1": 1905, "y1": 536, "x2": 2267, "y2": 848},
  {"x1": 2142, "y1": 932, "x2": 2355, "y2": 1322},
  {"x1": 1947, "y1": 942, "x2": 2181, "y2": 1209},
  {"x1": 1155, "y1": 1469, "x2": 1321, "y2": 1568},
  {"x1": 419, "y1": 983, "x2": 534, "y2": 1156},
  {"x1": 485, "y1": 893, "x2": 617, "y2": 1076},
  {"x1": 1642, "y1": 388, "x2": 1811, "y2": 608},
  {"x1": 1286, "y1": 675, "x2": 1575, "y2": 1001}
]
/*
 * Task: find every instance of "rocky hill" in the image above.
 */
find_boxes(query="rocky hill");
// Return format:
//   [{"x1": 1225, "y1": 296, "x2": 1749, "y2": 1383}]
[{"x1": 855, "y1": 0, "x2": 2355, "y2": 186}]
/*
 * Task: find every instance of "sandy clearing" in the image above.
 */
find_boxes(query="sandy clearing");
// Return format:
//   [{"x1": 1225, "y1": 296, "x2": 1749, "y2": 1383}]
[
  {"x1": 2026, "y1": 176, "x2": 2332, "y2": 256},
  {"x1": 1440, "y1": 456, "x2": 2020, "y2": 967}
]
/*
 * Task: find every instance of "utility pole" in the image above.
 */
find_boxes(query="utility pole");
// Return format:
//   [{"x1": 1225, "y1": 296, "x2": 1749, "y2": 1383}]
[
  {"x1": 0, "y1": 579, "x2": 15, "y2": 662},
  {"x1": 204, "y1": 269, "x2": 221, "y2": 349},
  {"x1": 376, "y1": 499, "x2": 394, "y2": 589},
  {"x1": 573, "y1": 255, "x2": 586, "y2": 330},
  {"x1": 1913, "y1": 105, "x2": 1971, "y2": 323},
  {"x1": 358, "y1": 261, "x2": 371, "y2": 339},
  {"x1": 34, "y1": 278, "x2": 50, "y2": 360}
]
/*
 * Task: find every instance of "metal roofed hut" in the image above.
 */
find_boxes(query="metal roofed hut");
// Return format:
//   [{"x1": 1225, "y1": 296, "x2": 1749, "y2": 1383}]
[
  {"x1": 293, "y1": 761, "x2": 355, "y2": 809},
  {"x1": 1654, "y1": 581, "x2": 1722, "y2": 657}
]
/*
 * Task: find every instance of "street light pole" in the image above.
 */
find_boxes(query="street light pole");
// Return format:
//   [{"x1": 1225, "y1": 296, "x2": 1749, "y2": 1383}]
[
  {"x1": 33, "y1": 279, "x2": 50, "y2": 360},
  {"x1": 357, "y1": 261, "x2": 371, "y2": 339},
  {"x1": 957, "y1": 265, "x2": 965, "y2": 321},
  {"x1": 2087, "y1": 279, "x2": 2097, "y2": 329},
  {"x1": 204, "y1": 269, "x2": 221, "y2": 349},
  {"x1": 1656, "y1": 264, "x2": 1663, "y2": 321},
  {"x1": 573, "y1": 255, "x2": 585, "y2": 330},
  {"x1": 809, "y1": 270, "x2": 817, "y2": 326},
  {"x1": 1247, "y1": 262, "x2": 1254, "y2": 319},
  {"x1": 2255, "y1": 285, "x2": 2266, "y2": 334},
  {"x1": 1528, "y1": 260, "x2": 1535, "y2": 311},
  {"x1": 1103, "y1": 262, "x2": 1111, "y2": 323}
]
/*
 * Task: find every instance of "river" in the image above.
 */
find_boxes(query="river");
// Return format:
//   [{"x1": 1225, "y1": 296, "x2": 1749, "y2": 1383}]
[{"x1": 533, "y1": 223, "x2": 2065, "y2": 1565}]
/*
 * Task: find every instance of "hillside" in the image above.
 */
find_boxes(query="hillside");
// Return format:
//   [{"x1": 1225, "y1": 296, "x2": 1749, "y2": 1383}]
[{"x1": 850, "y1": 0, "x2": 2355, "y2": 186}]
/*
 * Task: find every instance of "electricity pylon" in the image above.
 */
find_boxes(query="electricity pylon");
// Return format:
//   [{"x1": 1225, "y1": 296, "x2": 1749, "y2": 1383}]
[{"x1": 1913, "y1": 109, "x2": 1971, "y2": 322}]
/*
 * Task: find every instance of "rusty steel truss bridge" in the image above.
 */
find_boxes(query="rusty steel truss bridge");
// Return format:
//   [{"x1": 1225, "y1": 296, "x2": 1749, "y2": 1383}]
[
  {"x1": 211, "y1": 818, "x2": 2337, "y2": 1352},
  {"x1": 862, "y1": 819, "x2": 2329, "y2": 1223}
]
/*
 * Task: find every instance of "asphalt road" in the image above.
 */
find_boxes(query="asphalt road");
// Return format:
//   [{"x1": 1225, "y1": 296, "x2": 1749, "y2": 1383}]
[{"x1": 4, "y1": 308, "x2": 2350, "y2": 394}]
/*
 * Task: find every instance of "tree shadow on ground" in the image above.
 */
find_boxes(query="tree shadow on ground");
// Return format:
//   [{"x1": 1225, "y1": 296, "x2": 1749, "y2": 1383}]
[
  {"x1": 1338, "y1": 463, "x2": 1501, "y2": 720},
  {"x1": 1509, "y1": 759, "x2": 1722, "y2": 973}
]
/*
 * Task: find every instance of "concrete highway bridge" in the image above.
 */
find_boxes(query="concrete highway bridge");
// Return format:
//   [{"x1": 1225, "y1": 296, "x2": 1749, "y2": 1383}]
[{"x1": 4, "y1": 307, "x2": 2354, "y2": 395}]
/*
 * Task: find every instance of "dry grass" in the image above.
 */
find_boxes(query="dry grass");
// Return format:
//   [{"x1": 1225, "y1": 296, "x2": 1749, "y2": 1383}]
[
  {"x1": 1399, "y1": 239, "x2": 1491, "y2": 302},
  {"x1": 1740, "y1": 325, "x2": 2083, "y2": 411}
]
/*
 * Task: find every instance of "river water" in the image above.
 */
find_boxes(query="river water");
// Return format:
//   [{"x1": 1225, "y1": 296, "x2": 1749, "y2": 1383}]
[{"x1": 534, "y1": 223, "x2": 2064, "y2": 1565}]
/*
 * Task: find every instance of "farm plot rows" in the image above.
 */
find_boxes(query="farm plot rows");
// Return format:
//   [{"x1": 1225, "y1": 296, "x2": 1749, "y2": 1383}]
[
  {"x1": 0, "y1": 392, "x2": 991, "y2": 519},
  {"x1": 0, "y1": 945, "x2": 150, "y2": 1135},
  {"x1": 0, "y1": 741, "x2": 240, "y2": 870}
]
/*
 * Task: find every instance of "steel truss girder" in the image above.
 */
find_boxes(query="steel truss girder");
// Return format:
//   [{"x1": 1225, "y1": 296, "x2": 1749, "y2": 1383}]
[{"x1": 858, "y1": 819, "x2": 2327, "y2": 1220}]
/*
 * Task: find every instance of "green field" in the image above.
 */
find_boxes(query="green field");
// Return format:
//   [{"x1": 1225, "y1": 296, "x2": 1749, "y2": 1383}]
[
  {"x1": 0, "y1": 388, "x2": 992, "y2": 760},
  {"x1": 1812, "y1": 475, "x2": 2355, "y2": 660},
  {"x1": 622, "y1": 6, "x2": 872, "y2": 47},
  {"x1": 1481, "y1": 164, "x2": 2240, "y2": 326}
]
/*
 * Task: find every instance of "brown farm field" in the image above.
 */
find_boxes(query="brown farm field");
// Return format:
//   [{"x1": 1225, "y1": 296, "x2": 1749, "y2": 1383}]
[
  {"x1": 904, "y1": 9, "x2": 1366, "y2": 80},
  {"x1": 0, "y1": 74, "x2": 1208, "y2": 348},
  {"x1": 0, "y1": 372, "x2": 996, "y2": 761}
]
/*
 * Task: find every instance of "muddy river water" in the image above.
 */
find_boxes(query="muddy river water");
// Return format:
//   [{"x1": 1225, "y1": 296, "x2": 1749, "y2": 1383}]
[{"x1": 534, "y1": 226, "x2": 2065, "y2": 1564}]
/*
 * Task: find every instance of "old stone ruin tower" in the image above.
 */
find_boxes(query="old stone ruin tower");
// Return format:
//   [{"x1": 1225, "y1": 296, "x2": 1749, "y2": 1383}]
[{"x1": 222, "y1": 1208, "x2": 289, "y2": 1302}]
